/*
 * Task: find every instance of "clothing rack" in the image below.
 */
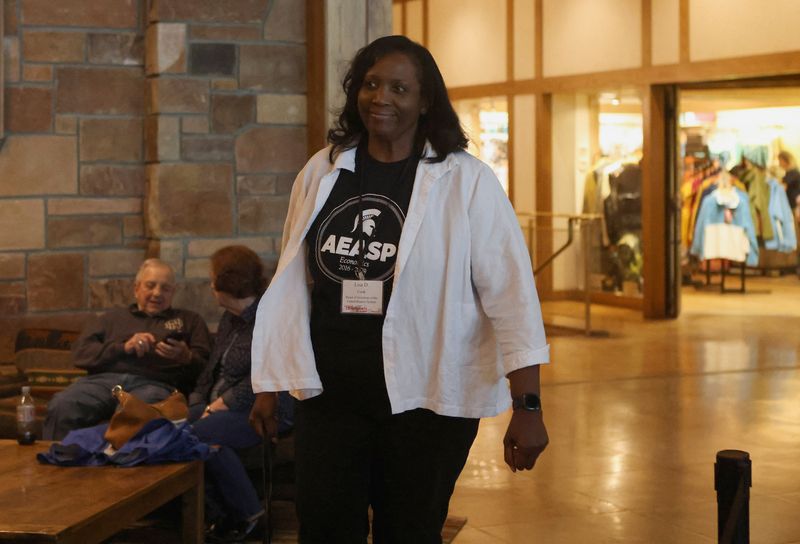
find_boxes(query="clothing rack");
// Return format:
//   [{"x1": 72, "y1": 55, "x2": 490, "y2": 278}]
[{"x1": 700, "y1": 259, "x2": 746, "y2": 294}]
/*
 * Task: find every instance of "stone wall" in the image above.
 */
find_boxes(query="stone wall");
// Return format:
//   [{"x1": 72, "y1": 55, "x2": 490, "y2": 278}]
[{"x1": 0, "y1": 0, "x2": 307, "y2": 362}]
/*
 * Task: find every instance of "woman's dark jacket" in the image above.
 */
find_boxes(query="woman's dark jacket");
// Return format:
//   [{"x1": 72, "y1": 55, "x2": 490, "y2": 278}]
[{"x1": 189, "y1": 298, "x2": 259, "y2": 412}]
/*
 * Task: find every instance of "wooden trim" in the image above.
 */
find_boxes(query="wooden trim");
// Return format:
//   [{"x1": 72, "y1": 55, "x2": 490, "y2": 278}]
[
  {"x1": 679, "y1": 0, "x2": 689, "y2": 64},
  {"x1": 448, "y1": 50, "x2": 800, "y2": 98},
  {"x1": 449, "y1": 82, "x2": 522, "y2": 101},
  {"x1": 0, "y1": 6, "x2": 4, "y2": 149},
  {"x1": 505, "y1": 0, "x2": 514, "y2": 203},
  {"x1": 641, "y1": 84, "x2": 668, "y2": 318},
  {"x1": 402, "y1": 0, "x2": 407, "y2": 36},
  {"x1": 534, "y1": 93, "x2": 553, "y2": 296},
  {"x1": 422, "y1": 0, "x2": 428, "y2": 47},
  {"x1": 507, "y1": 93, "x2": 515, "y2": 204},
  {"x1": 306, "y1": 0, "x2": 327, "y2": 154},
  {"x1": 641, "y1": 0, "x2": 652, "y2": 68},
  {"x1": 535, "y1": 0, "x2": 543, "y2": 78},
  {"x1": 588, "y1": 95, "x2": 599, "y2": 163},
  {"x1": 507, "y1": 0, "x2": 514, "y2": 81}
]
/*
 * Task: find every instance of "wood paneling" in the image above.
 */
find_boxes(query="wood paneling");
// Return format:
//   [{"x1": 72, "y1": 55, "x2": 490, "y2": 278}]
[
  {"x1": 0, "y1": 7, "x2": 4, "y2": 149},
  {"x1": 679, "y1": 0, "x2": 689, "y2": 63},
  {"x1": 642, "y1": 0, "x2": 652, "y2": 67},
  {"x1": 535, "y1": 0, "x2": 543, "y2": 78},
  {"x1": 422, "y1": 0, "x2": 428, "y2": 46},
  {"x1": 507, "y1": 93, "x2": 515, "y2": 204},
  {"x1": 449, "y1": 49, "x2": 800, "y2": 99},
  {"x1": 641, "y1": 84, "x2": 668, "y2": 318},
  {"x1": 534, "y1": 93, "x2": 553, "y2": 296},
  {"x1": 506, "y1": 0, "x2": 514, "y2": 81}
]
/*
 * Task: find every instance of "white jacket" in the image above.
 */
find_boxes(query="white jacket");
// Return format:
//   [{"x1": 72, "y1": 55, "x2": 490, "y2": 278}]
[{"x1": 252, "y1": 144, "x2": 549, "y2": 418}]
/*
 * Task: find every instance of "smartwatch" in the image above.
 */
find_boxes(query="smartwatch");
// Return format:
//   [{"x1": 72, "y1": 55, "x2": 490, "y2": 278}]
[{"x1": 512, "y1": 393, "x2": 542, "y2": 412}]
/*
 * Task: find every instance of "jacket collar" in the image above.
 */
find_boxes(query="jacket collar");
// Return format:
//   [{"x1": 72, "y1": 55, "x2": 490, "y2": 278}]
[
  {"x1": 128, "y1": 303, "x2": 177, "y2": 319},
  {"x1": 282, "y1": 141, "x2": 458, "y2": 275},
  {"x1": 392, "y1": 143, "x2": 457, "y2": 276}
]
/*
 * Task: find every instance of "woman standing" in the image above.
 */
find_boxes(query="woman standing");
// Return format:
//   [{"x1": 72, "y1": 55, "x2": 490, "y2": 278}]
[{"x1": 250, "y1": 35, "x2": 549, "y2": 543}]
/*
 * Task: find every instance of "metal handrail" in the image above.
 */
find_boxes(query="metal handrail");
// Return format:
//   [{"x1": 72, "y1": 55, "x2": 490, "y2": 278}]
[{"x1": 517, "y1": 212, "x2": 607, "y2": 336}]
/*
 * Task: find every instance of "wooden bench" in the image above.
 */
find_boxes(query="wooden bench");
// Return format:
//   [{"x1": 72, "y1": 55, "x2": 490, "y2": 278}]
[{"x1": 0, "y1": 329, "x2": 84, "y2": 439}]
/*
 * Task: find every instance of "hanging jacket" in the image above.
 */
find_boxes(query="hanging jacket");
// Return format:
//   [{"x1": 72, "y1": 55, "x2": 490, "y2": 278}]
[
  {"x1": 691, "y1": 187, "x2": 759, "y2": 266},
  {"x1": 739, "y1": 167, "x2": 773, "y2": 240},
  {"x1": 764, "y1": 178, "x2": 797, "y2": 253}
]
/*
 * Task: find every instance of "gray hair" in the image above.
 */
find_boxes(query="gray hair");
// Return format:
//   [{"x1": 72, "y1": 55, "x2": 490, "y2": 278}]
[{"x1": 135, "y1": 258, "x2": 175, "y2": 284}]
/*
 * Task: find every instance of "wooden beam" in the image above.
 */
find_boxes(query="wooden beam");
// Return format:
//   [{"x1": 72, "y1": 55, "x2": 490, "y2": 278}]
[
  {"x1": 0, "y1": 6, "x2": 5, "y2": 149},
  {"x1": 535, "y1": 0, "x2": 543, "y2": 78},
  {"x1": 507, "y1": 0, "x2": 514, "y2": 81},
  {"x1": 306, "y1": 0, "x2": 327, "y2": 154},
  {"x1": 641, "y1": 84, "x2": 668, "y2": 318},
  {"x1": 679, "y1": 0, "x2": 689, "y2": 64},
  {"x1": 642, "y1": 0, "x2": 652, "y2": 68},
  {"x1": 447, "y1": 49, "x2": 800, "y2": 99},
  {"x1": 507, "y1": 93, "x2": 515, "y2": 204},
  {"x1": 506, "y1": 0, "x2": 514, "y2": 203},
  {"x1": 422, "y1": 0, "x2": 428, "y2": 47},
  {"x1": 534, "y1": 93, "x2": 553, "y2": 296}
]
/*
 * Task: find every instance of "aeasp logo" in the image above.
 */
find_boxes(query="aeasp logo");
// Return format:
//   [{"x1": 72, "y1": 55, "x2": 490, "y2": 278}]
[{"x1": 314, "y1": 195, "x2": 405, "y2": 282}]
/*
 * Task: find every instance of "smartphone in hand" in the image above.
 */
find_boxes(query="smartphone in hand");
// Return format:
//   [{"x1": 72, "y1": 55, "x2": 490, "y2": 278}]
[{"x1": 164, "y1": 331, "x2": 188, "y2": 343}]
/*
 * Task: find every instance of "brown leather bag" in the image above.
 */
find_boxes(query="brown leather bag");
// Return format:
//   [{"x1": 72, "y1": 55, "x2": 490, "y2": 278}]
[{"x1": 104, "y1": 385, "x2": 189, "y2": 449}]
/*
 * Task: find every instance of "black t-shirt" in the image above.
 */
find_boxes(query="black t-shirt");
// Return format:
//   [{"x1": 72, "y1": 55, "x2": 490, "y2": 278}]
[{"x1": 305, "y1": 146, "x2": 418, "y2": 411}]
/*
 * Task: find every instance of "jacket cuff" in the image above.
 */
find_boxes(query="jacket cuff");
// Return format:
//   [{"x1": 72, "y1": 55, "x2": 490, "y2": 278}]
[{"x1": 503, "y1": 345, "x2": 550, "y2": 376}]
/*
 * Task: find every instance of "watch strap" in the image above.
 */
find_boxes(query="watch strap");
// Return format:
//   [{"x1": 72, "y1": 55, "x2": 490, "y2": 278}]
[{"x1": 512, "y1": 393, "x2": 542, "y2": 412}]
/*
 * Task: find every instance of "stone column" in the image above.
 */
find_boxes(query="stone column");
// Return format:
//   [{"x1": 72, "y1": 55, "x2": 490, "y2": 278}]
[
  {"x1": 323, "y1": 0, "x2": 392, "y2": 132},
  {"x1": 143, "y1": 0, "x2": 309, "y2": 325}
]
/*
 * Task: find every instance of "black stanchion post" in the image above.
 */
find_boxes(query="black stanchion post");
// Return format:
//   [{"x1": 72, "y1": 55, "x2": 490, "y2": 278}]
[{"x1": 715, "y1": 449, "x2": 751, "y2": 544}]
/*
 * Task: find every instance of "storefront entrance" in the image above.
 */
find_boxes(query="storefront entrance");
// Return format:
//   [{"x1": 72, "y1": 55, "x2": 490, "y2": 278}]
[{"x1": 672, "y1": 78, "x2": 800, "y2": 317}]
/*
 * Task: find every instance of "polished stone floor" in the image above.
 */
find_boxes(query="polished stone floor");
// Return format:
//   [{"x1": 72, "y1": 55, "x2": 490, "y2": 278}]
[{"x1": 451, "y1": 275, "x2": 800, "y2": 543}]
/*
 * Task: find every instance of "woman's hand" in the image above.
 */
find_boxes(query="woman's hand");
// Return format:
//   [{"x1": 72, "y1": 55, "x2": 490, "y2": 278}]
[
  {"x1": 505, "y1": 365, "x2": 548, "y2": 472},
  {"x1": 503, "y1": 411, "x2": 549, "y2": 472},
  {"x1": 201, "y1": 397, "x2": 228, "y2": 419},
  {"x1": 249, "y1": 392, "x2": 279, "y2": 442}
]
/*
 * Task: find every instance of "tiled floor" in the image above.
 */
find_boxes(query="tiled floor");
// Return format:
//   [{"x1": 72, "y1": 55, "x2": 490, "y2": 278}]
[{"x1": 450, "y1": 275, "x2": 800, "y2": 543}]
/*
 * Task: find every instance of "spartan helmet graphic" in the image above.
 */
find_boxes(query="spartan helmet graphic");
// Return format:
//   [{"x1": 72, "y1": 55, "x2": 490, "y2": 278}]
[{"x1": 351, "y1": 208, "x2": 382, "y2": 237}]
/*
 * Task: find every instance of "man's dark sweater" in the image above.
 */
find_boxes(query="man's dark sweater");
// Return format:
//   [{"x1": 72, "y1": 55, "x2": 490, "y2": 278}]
[{"x1": 72, "y1": 304, "x2": 211, "y2": 392}]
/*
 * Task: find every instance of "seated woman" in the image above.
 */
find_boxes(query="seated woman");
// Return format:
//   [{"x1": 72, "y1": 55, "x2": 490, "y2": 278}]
[{"x1": 188, "y1": 245, "x2": 293, "y2": 542}]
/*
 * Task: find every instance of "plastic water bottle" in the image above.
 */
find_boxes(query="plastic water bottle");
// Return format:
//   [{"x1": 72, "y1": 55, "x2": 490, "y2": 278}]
[{"x1": 16, "y1": 386, "x2": 36, "y2": 445}]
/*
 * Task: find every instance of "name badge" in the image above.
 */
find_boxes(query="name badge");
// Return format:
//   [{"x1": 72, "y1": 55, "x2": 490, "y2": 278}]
[{"x1": 341, "y1": 280, "x2": 383, "y2": 315}]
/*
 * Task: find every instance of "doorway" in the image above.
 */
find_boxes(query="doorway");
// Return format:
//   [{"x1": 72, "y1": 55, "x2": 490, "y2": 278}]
[{"x1": 670, "y1": 79, "x2": 800, "y2": 317}]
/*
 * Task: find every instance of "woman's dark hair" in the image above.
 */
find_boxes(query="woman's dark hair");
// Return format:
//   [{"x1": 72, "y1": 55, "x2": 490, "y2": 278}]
[
  {"x1": 327, "y1": 35, "x2": 467, "y2": 163},
  {"x1": 210, "y1": 245, "x2": 267, "y2": 299}
]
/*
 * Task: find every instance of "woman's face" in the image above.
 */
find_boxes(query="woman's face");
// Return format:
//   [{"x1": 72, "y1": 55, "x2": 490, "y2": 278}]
[{"x1": 357, "y1": 52, "x2": 425, "y2": 152}]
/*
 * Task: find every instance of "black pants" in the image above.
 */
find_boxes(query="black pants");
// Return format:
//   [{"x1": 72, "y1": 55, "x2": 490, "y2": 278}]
[{"x1": 294, "y1": 395, "x2": 479, "y2": 544}]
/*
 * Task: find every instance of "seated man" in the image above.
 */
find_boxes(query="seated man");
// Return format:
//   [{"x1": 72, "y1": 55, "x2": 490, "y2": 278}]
[{"x1": 43, "y1": 258, "x2": 211, "y2": 441}]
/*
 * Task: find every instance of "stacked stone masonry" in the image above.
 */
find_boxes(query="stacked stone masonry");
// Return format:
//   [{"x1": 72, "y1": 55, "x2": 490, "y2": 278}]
[{"x1": 0, "y1": 0, "x2": 307, "y2": 362}]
